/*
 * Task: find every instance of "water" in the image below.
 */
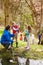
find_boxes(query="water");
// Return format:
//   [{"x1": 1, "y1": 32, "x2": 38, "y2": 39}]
[
  {"x1": 30, "y1": 59, "x2": 43, "y2": 65},
  {"x1": 0, "y1": 57, "x2": 43, "y2": 65},
  {"x1": 0, "y1": 59, "x2": 2, "y2": 65},
  {"x1": 18, "y1": 57, "x2": 43, "y2": 65},
  {"x1": 18, "y1": 57, "x2": 27, "y2": 65}
]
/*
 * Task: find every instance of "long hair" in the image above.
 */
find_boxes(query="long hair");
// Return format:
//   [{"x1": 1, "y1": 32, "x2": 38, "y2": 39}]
[{"x1": 28, "y1": 25, "x2": 31, "y2": 33}]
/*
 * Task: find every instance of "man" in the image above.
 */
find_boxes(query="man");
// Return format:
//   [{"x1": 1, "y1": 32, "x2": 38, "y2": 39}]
[{"x1": 1, "y1": 25, "x2": 15, "y2": 49}]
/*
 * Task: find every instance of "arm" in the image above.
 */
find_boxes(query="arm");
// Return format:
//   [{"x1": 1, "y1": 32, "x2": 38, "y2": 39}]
[
  {"x1": 24, "y1": 30, "x2": 29, "y2": 35},
  {"x1": 13, "y1": 26, "x2": 19, "y2": 32},
  {"x1": 9, "y1": 32, "x2": 15, "y2": 37},
  {"x1": 5, "y1": 33, "x2": 13, "y2": 43}
]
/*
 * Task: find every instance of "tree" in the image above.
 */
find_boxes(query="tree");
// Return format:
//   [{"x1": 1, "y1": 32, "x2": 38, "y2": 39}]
[
  {"x1": 0, "y1": 0, "x2": 43, "y2": 32},
  {"x1": 3, "y1": 0, "x2": 10, "y2": 26}
]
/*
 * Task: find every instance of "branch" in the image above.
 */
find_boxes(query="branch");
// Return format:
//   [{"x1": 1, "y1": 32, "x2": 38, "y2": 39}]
[
  {"x1": 25, "y1": 0, "x2": 35, "y2": 23},
  {"x1": 14, "y1": 0, "x2": 21, "y2": 14}
]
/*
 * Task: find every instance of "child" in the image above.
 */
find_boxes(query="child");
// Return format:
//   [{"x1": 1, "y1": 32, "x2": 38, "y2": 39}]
[
  {"x1": 20, "y1": 34, "x2": 23, "y2": 41},
  {"x1": 12, "y1": 22, "x2": 20, "y2": 47},
  {"x1": 12, "y1": 22, "x2": 19, "y2": 34},
  {"x1": 24, "y1": 24, "x2": 31, "y2": 50},
  {"x1": 31, "y1": 33, "x2": 34, "y2": 44},
  {"x1": 38, "y1": 32, "x2": 42, "y2": 45}
]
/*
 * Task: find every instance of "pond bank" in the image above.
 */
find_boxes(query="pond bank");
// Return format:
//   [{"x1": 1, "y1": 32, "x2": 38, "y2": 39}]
[{"x1": 0, "y1": 57, "x2": 43, "y2": 65}]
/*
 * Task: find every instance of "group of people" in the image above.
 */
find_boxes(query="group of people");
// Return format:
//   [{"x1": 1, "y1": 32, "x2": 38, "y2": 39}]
[
  {"x1": 1, "y1": 22, "x2": 20, "y2": 50},
  {"x1": 0, "y1": 22, "x2": 32, "y2": 50}
]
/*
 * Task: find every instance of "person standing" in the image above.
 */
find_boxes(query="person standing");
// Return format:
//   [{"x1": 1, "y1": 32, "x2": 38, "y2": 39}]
[
  {"x1": 12, "y1": 22, "x2": 20, "y2": 47},
  {"x1": 19, "y1": 33, "x2": 23, "y2": 41},
  {"x1": 38, "y1": 32, "x2": 42, "y2": 45},
  {"x1": 24, "y1": 24, "x2": 31, "y2": 50}
]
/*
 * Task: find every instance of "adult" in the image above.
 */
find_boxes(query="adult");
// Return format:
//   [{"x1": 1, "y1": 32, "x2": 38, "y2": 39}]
[{"x1": 1, "y1": 25, "x2": 15, "y2": 49}]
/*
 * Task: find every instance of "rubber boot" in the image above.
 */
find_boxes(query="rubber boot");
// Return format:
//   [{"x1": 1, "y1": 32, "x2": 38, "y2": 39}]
[{"x1": 16, "y1": 42, "x2": 18, "y2": 48}]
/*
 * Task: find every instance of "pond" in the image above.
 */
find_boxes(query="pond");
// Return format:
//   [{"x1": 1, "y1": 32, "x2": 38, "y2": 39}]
[{"x1": 0, "y1": 57, "x2": 43, "y2": 65}]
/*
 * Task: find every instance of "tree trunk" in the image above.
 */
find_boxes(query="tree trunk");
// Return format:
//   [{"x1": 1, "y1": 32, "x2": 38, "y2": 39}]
[{"x1": 4, "y1": 0, "x2": 10, "y2": 27}]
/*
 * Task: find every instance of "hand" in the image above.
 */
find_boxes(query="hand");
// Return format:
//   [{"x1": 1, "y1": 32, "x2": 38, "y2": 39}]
[
  {"x1": 15, "y1": 32, "x2": 18, "y2": 36},
  {"x1": 13, "y1": 40, "x2": 16, "y2": 42}
]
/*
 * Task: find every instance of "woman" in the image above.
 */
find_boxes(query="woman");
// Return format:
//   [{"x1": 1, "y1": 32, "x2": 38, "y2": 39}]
[{"x1": 1, "y1": 25, "x2": 15, "y2": 49}]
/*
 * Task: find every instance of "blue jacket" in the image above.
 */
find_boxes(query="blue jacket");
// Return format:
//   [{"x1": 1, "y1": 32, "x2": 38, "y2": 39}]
[{"x1": 1, "y1": 29, "x2": 14, "y2": 44}]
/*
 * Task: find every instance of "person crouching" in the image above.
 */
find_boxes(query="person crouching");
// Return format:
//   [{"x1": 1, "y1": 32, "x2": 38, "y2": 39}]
[{"x1": 1, "y1": 25, "x2": 15, "y2": 50}]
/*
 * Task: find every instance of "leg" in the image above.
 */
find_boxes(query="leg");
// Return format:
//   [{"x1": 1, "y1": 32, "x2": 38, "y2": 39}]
[
  {"x1": 1, "y1": 42, "x2": 10, "y2": 50},
  {"x1": 24, "y1": 36, "x2": 27, "y2": 42},
  {"x1": 32, "y1": 39, "x2": 34, "y2": 44},
  {"x1": 26, "y1": 36, "x2": 29, "y2": 47},
  {"x1": 16, "y1": 33, "x2": 18, "y2": 48},
  {"x1": 26, "y1": 36, "x2": 30, "y2": 49},
  {"x1": 38, "y1": 39, "x2": 40, "y2": 45},
  {"x1": 16, "y1": 42, "x2": 18, "y2": 48}
]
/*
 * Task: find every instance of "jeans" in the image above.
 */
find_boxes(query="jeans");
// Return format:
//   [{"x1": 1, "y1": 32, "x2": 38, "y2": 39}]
[
  {"x1": 1, "y1": 42, "x2": 10, "y2": 49},
  {"x1": 38, "y1": 39, "x2": 41, "y2": 45},
  {"x1": 26, "y1": 36, "x2": 30, "y2": 47}
]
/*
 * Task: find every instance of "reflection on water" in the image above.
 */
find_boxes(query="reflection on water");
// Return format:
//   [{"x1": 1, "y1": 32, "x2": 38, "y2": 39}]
[
  {"x1": 18, "y1": 57, "x2": 43, "y2": 65},
  {"x1": 1, "y1": 58, "x2": 14, "y2": 65},
  {"x1": 18, "y1": 57, "x2": 30, "y2": 65},
  {"x1": 30, "y1": 59, "x2": 43, "y2": 65},
  {"x1": 0, "y1": 57, "x2": 43, "y2": 65},
  {"x1": 0, "y1": 59, "x2": 2, "y2": 65},
  {"x1": 0, "y1": 57, "x2": 29, "y2": 65},
  {"x1": 18, "y1": 57, "x2": 27, "y2": 65}
]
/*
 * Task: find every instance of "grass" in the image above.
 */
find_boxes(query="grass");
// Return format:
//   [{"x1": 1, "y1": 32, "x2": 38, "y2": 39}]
[
  {"x1": 0, "y1": 30, "x2": 43, "y2": 60},
  {"x1": 0, "y1": 29, "x2": 3, "y2": 36},
  {"x1": 13, "y1": 42, "x2": 43, "y2": 60},
  {"x1": 0, "y1": 41, "x2": 43, "y2": 60}
]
